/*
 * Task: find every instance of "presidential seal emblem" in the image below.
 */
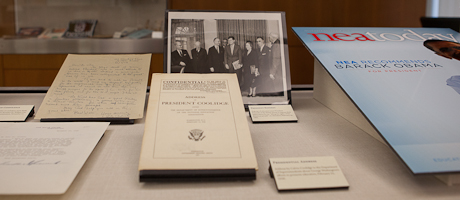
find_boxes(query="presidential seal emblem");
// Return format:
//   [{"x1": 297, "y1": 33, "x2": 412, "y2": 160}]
[{"x1": 189, "y1": 129, "x2": 205, "y2": 141}]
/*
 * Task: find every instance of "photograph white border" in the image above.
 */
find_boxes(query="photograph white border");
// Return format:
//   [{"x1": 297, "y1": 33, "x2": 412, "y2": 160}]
[{"x1": 165, "y1": 10, "x2": 291, "y2": 106}]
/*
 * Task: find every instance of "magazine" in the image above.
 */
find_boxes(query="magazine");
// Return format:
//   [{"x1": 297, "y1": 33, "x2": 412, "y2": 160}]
[{"x1": 293, "y1": 27, "x2": 460, "y2": 174}]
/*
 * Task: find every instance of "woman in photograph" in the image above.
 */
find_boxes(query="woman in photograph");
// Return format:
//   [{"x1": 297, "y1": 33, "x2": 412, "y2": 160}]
[{"x1": 242, "y1": 41, "x2": 259, "y2": 97}]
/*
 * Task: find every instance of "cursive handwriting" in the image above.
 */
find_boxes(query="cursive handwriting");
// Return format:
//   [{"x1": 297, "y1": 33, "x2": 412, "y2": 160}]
[
  {"x1": 37, "y1": 54, "x2": 150, "y2": 119},
  {"x1": 0, "y1": 160, "x2": 62, "y2": 166}
]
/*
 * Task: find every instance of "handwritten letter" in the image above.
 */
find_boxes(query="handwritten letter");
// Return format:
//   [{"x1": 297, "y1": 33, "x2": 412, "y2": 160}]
[{"x1": 35, "y1": 54, "x2": 151, "y2": 120}]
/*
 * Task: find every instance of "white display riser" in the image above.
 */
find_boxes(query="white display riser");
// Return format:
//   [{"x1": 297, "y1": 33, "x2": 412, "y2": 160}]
[{"x1": 313, "y1": 59, "x2": 460, "y2": 186}]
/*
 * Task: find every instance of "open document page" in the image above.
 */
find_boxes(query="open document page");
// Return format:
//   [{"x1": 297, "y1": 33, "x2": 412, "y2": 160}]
[{"x1": 0, "y1": 122, "x2": 109, "y2": 194}]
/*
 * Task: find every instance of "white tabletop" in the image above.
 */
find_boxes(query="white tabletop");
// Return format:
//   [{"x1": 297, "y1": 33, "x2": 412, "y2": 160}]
[{"x1": 0, "y1": 91, "x2": 459, "y2": 199}]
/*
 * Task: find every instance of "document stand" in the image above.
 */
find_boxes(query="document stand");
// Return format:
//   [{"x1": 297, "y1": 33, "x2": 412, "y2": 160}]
[
  {"x1": 139, "y1": 169, "x2": 256, "y2": 181},
  {"x1": 313, "y1": 59, "x2": 460, "y2": 186},
  {"x1": 40, "y1": 118, "x2": 134, "y2": 124}
]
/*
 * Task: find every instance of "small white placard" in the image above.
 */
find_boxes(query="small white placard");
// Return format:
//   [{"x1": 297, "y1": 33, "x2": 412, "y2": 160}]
[
  {"x1": 248, "y1": 105, "x2": 297, "y2": 122},
  {"x1": 269, "y1": 156, "x2": 349, "y2": 191},
  {"x1": 151, "y1": 31, "x2": 163, "y2": 38},
  {"x1": 113, "y1": 31, "x2": 122, "y2": 38},
  {"x1": 0, "y1": 105, "x2": 34, "y2": 122}
]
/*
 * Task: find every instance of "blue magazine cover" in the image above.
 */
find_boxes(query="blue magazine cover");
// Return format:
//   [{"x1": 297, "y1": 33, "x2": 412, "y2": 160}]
[{"x1": 293, "y1": 27, "x2": 460, "y2": 174}]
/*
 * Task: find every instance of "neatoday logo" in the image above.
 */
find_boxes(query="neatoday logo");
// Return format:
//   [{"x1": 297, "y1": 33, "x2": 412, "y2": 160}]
[{"x1": 308, "y1": 29, "x2": 458, "y2": 42}]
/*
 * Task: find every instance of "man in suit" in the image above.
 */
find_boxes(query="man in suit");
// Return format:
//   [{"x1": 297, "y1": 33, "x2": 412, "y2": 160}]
[
  {"x1": 221, "y1": 39, "x2": 228, "y2": 60},
  {"x1": 191, "y1": 41, "x2": 208, "y2": 73},
  {"x1": 171, "y1": 41, "x2": 191, "y2": 73},
  {"x1": 222, "y1": 39, "x2": 228, "y2": 48},
  {"x1": 256, "y1": 36, "x2": 273, "y2": 95},
  {"x1": 224, "y1": 36, "x2": 243, "y2": 84},
  {"x1": 208, "y1": 38, "x2": 225, "y2": 73},
  {"x1": 269, "y1": 32, "x2": 284, "y2": 94}
]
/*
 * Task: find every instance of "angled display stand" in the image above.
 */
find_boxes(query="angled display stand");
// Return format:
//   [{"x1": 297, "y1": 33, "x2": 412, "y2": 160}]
[{"x1": 313, "y1": 59, "x2": 460, "y2": 186}]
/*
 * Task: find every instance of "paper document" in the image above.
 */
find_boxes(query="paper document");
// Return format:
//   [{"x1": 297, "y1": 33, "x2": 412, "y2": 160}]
[
  {"x1": 232, "y1": 60, "x2": 242, "y2": 70},
  {"x1": 139, "y1": 74, "x2": 258, "y2": 180},
  {"x1": 0, "y1": 122, "x2": 109, "y2": 194},
  {"x1": 35, "y1": 54, "x2": 151, "y2": 120}
]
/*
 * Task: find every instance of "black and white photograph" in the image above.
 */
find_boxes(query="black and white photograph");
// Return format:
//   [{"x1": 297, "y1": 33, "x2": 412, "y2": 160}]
[{"x1": 165, "y1": 11, "x2": 291, "y2": 106}]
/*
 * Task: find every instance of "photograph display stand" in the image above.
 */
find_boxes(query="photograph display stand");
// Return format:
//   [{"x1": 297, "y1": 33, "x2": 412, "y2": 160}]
[
  {"x1": 164, "y1": 10, "x2": 291, "y2": 107},
  {"x1": 313, "y1": 59, "x2": 460, "y2": 186}
]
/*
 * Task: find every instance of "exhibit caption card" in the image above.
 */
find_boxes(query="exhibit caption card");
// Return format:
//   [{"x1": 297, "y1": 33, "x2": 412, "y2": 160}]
[
  {"x1": 35, "y1": 54, "x2": 151, "y2": 122},
  {"x1": 0, "y1": 105, "x2": 34, "y2": 122},
  {"x1": 248, "y1": 105, "x2": 297, "y2": 123},
  {"x1": 0, "y1": 122, "x2": 109, "y2": 195},
  {"x1": 139, "y1": 73, "x2": 258, "y2": 181},
  {"x1": 269, "y1": 156, "x2": 349, "y2": 191}
]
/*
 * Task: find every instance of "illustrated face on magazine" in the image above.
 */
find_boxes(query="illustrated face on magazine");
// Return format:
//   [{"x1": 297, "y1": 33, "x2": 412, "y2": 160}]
[
  {"x1": 424, "y1": 40, "x2": 460, "y2": 95},
  {"x1": 424, "y1": 40, "x2": 460, "y2": 61}
]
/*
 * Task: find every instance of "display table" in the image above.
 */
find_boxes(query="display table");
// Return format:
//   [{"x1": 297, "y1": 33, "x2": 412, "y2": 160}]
[{"x1": 0, "y1": 90, "x2": 459, "y2": 199}]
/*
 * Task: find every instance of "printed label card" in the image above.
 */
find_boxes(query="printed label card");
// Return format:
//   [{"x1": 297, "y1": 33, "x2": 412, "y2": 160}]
[
  {"x1": 248, "y1": 105, "x2": 297, "y2": 123},
  {"x1": 0, "y1": 105, "x2": 34, "y2": 122},
  {"x1": 269, "y1": 156, "x2": 349, "y2": 191}
]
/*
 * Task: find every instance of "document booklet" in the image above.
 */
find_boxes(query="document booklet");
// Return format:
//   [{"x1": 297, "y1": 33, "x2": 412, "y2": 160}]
[{"x1": 139, "y1": 73, "x2": 258, "y2": 181}]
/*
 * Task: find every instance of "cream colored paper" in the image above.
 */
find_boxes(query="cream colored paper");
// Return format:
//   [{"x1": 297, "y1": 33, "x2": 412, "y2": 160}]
[
  {"x1": 35, "y1": 54, "x2": 151, "y2": 120},
  {"x1": 0, "y1": 122, "x2": 109, "y2": 194},
  {"x1": 0, "y1": 105, "x2": 34, "y2": 121},
  {"x1": 248, "y1": 105, "x2": 297, "y2": 122},
  {"x1": 139, "y1": 73, "x2": 258, "y2": 170},
  {"x1": 270, "y1": 156, "x2": 349, "y2": 190},
  {"x1": 232, "y1": 60, "x2": 242, "y2": 70}
]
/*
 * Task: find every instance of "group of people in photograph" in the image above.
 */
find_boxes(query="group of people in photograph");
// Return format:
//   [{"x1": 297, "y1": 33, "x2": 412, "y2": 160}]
[{"x1": 171, "y1": 32, "x2": 283, "y2": 97}]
